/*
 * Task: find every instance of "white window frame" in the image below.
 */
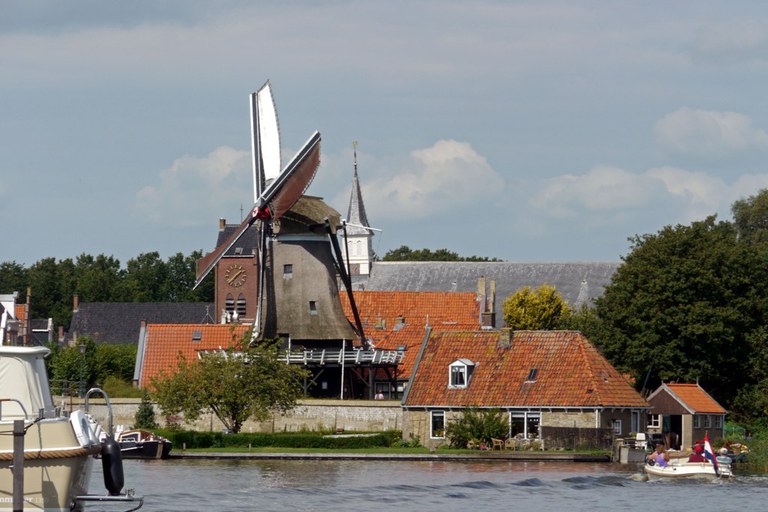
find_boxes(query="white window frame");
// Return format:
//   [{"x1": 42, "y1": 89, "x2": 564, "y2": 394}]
[
  {"x1": 612, "y1": 419, "x2": 622, "y2": 435},
  {"x1": 430, "y1": 410, "x2": 446, "y2": 439},
  {"x1": 509, "y1": 411, "x2": 541, "y2": 439},
  {"x1": 648, "y1": 414, "x2": 661, "y2": 429},
  {"x1": 693, "y1": 414, "x2": 702, "y2": 428},
  {"x1": 448, "y1": 359, "x2": 474, "y2": 389},
  {"x1": 705, "y1": 415, "x2": 712, "y2": 428},
  {"x1": 714, "y1": 415, "x2": 723, "y2": 428}
]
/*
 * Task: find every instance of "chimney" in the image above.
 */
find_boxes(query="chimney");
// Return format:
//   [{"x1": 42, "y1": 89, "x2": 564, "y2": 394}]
[
  {"x1": 219, "y1": 218, "x2": 226, "y2": 230},
  {"x1": 73, "y1": 294, "x2": 79, "y2": 312},
  {"x1": 498, "y1": 327, "x2": 512, "y2": 349},
  {"x1": 478, "y1": 277, "x2": 496, "y2": 328}
]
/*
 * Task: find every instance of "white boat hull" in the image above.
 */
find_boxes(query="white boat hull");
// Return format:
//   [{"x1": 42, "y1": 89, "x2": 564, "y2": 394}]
[
  {"x1": 644, "y1": 461, "x2": 732, "y2": 478},
  {"x1": 0, "y1": 418, "x2": 99, "y2": 511}
]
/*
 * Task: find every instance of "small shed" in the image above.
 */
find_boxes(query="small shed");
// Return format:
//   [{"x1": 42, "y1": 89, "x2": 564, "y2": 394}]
[{"x1": 646, "y1": 383, "x2": 726, "y2": 450}]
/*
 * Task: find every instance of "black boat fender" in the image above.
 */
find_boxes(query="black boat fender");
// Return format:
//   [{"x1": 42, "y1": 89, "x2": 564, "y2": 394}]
[{"x1": 101, "y1": 436, "x2": 125, "y2": 496}]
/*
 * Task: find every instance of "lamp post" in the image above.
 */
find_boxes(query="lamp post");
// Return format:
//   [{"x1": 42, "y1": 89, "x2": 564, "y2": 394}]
[{"x1": 78, "y1": 343, "x2": 86, "y2": 398}]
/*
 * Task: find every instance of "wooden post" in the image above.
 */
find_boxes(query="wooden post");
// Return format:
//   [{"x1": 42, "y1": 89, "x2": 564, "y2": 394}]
[{"x1": 13, "y1": 419, "x2": 24, "y2": 512}]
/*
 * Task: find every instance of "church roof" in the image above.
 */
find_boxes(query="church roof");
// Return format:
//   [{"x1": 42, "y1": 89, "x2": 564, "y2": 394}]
[
  {"x1": 363, "y1": 261, "x2": 619, "y2": 323},
  {"x1": 345, "y1": 162, "x2": 372, "y2": 236}
]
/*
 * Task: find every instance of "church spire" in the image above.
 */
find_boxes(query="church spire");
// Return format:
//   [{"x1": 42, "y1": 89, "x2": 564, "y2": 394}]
[{"x1": 346, "y1": 141, "x2": 371, "y2": 235}]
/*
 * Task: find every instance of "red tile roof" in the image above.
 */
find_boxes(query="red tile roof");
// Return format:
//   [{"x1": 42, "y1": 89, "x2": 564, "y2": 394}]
[
  {"x1": 340, "y1": 290, "x2": 481, "y2": 378},
  {"x1": 663, "y1": 383, "x2": 726, "y2": 414},
  {"x1": 404, "y1": 330, "x2": 648, "y2": 408},
  {"x1": 14, "y1": 305, "x2": 25, "y2": 323},
  {"x1": 139, "y1": 324, "x2": 249, "y2": 388}
]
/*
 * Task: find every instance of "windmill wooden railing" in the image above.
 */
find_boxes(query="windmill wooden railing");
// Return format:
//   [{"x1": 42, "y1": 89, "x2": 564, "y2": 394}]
[{"x1": 283, "y1": 349, "x2": 404, "y2": 366}]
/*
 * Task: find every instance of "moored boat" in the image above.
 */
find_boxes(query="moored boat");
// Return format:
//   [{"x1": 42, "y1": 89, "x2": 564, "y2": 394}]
[{"x1": 117, "y1": 429, "x2": 172, "y2": 459}]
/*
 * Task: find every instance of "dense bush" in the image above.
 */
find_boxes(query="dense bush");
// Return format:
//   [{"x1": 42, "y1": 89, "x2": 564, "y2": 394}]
[{"x1": 445, "y1": 408, "x2": 508, "y2": 448}]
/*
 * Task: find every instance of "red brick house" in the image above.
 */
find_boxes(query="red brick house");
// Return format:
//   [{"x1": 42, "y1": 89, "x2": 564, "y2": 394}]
[{"x1": 402, "y1": 328, "x2": 649, "y2": 449}]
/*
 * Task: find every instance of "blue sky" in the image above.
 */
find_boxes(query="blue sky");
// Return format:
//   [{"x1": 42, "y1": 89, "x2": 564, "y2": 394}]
[{"x1": 3, "y1": 1, "x2": 768, "y2": 266}]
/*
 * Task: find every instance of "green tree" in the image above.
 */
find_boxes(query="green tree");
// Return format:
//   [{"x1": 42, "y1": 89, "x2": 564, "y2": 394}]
[
  {"x1": 120, "y1": 252, "x2": 168, "y2": 301},
  {"x1": 74, "y1": 253, "x2": 124, "y2": 302},
  {"x1": 445, "y1": 408, "x2": 508, "y2": 448},
  {"x1": 151, "y1": 335, "x2": 308, "y2": 433},
  {"x1": 732, "y1": 188, "x2": 768, "y2": 247},
  {"x1": 502, "y1": 284, "x2": 571, "y2": 330},
  {"x1": 381, "y1": 245, "x2": 500, "y2": 262},
  {"x1": 0, "y1": 261, "x2": 28, "y2": 295},
  {"x1": 134, "y1": 391, "x2": 158, "y2": 430},
  {"x1": 593, "y1": 216, "x2": 768, "y2": 405}
]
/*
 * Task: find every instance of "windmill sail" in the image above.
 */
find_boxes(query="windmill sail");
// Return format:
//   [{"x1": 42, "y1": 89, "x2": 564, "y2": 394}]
[
  {"x1": 194, "y1": 130, "x2": 321, "y2": 289},
  {"x1": 250, "y1": 81, "x2": 281, "y2": 201}
]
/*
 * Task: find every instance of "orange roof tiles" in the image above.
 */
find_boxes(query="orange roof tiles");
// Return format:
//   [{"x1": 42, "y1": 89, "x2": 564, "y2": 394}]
[
  {"x1": 404, "y1": 330, "x2": 648, "y2": 408},
  {"x1": 14, "y1": 305, "x2": 25, "y2": 323},
  {"x1": 663, "y1": 383, "x2": 726, "y2": 414},
  {"x1": 340, "y1": 290, "x2": 481, "y2": 378},
  {"x1": 138, "y1": 324, "x2": 249, "y2": 388}
]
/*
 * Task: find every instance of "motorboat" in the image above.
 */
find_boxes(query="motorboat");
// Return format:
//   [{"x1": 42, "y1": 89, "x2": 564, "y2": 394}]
[
  {"x1": 644, "y1": 458, "x2": 733, "y2": 478},
  {"x1": 0, "y1": 345, "x2": 142, "y2": 511},
  {"x1": 117, "y1": 429, "x2": 172, "y2": 459}
]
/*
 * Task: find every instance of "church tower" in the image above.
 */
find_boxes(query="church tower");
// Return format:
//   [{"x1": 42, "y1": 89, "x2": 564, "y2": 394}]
[{"x1": 344, "y1": 141, "x2": 374, "y2": 277}]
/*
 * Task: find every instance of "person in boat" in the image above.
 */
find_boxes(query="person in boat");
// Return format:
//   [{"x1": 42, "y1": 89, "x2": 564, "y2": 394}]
[
  {"x1": 648, "y1": 443, "x2": 670, "y2": 466},
  {"x1": 687, "y1": 444, "x2": 706, "y2": 462}
]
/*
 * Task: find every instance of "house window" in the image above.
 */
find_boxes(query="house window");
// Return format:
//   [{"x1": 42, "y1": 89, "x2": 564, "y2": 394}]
[
  {"x1": 612, "y1": 419, "x2": 622, "y2": 435},
  {"x1": 236, "y1": 293, "x2": 246, "y2": 317},
  {"x1": 430, "y1": 410, "x2": 445, "y2": 439},
  {"x1": 525, "y1": 368, "x2": 538, "y2": 382},
  {"x1": 648, "y1": 414, "x2": 661, "y2": 429},
  {"x1": 510, "y1": 411, "x2": 540, "y2": 439},
  {"x1": 631, "y1": 411, "x2": 640, "y2": 433},
  {"x1": 714, "y1": 415, "x2": 723, "y2": 428},
  {"x1": 192, "y1": 330, "x2": 202, "y2": 342},
  {"x1": 284, "y1": 264, "x2": 293, "y2": 278},
  {"x1": 448, "y1": 359, "x2": 474, "y2": 389},
  {"x1": 693, "y1": 415, "x2": 702, "y2": 429},
  {"x1": 309, "y1": 301, "x2": 318, "y2": 315},
  {"x1": 705, "y1": 415, "x2": 712, "y2": 428}
]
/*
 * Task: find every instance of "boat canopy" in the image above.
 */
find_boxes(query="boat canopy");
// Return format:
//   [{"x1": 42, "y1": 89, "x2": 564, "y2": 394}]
[{"x1": 0, "y1": 346, "x2": 55, "y2": 419}]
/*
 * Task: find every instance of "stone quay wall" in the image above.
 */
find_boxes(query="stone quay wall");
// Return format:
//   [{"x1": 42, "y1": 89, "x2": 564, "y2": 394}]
[{"x1": 61, "y1": 397, "x2": 403, "y2": 434}]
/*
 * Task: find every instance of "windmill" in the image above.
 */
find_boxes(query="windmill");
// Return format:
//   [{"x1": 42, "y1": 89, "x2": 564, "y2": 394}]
[{"x1": 194, "y1": 81, "x2": 369, "y2": 351}]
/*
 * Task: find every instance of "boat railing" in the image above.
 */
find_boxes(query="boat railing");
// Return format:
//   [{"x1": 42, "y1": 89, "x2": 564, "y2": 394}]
[
  {"x1": 0, "y1": 398, "x2": 29, "y2": 421},
  {"x1": 85, "y1": 387, "x2": 114, "y2": 437}
]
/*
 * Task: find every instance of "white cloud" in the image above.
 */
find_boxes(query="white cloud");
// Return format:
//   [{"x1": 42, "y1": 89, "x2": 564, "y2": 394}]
[
  {"x1": 654, "y1": 108, "x2": 768, "y2": 157},
  {"x1": 134, "y1": 146, "x2": 251, "y2": 227},
  {"x1": 531, "y1": 164, "x2": 768, "y2": 227},
  {"x1": 533, "y1": 166, "x2": 660, "y2": 218},
  {"x1": 358, "y1": 140, "x2": 505, "y2": 220}
]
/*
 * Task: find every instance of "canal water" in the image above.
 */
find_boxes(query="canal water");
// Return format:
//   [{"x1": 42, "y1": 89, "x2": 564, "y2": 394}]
[{"x1": 87, "y1": 459, "x2": 767, "y2": 512}]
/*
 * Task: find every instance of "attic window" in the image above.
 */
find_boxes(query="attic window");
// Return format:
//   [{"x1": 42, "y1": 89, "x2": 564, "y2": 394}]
[
  {"x1": 448, "y1": 359, "x2": 475, "y2": 389},
  {"x1": 234, "y1": 247, "x2": 243, "y2": 255},
  {"x1": 192, "y1": 330, "x2": 202, "y2": 342},
  {"x1": 309, "y1": 301, "x2": 318, "y2": 315},
  {"x1": 525, "y1": 368, "x2": 538, "y2": 382}
]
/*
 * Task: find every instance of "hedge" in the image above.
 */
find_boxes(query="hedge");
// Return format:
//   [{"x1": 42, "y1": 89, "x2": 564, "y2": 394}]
[{"x1": 156, "y1": 430, "x2": 401, "y2": 450}]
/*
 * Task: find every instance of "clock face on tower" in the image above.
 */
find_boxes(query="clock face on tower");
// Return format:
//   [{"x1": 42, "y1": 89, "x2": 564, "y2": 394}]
[{"x1": 224, "y1": 264, "x2": 247, "y2": 287}]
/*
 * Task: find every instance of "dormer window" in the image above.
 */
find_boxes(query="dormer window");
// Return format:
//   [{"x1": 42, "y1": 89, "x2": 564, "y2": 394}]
[
  {"x1": 448, "y1": 359, "x2": 475, "y2": 389},
  {"x1": 525, "y1": 368, "x2": 538, "y2": 382}
]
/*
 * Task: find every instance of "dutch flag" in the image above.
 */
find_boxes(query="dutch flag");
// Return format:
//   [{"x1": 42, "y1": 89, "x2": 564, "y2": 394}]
[{"x1": 703, "y1": 432, "x2": 719, "y2": 476}]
